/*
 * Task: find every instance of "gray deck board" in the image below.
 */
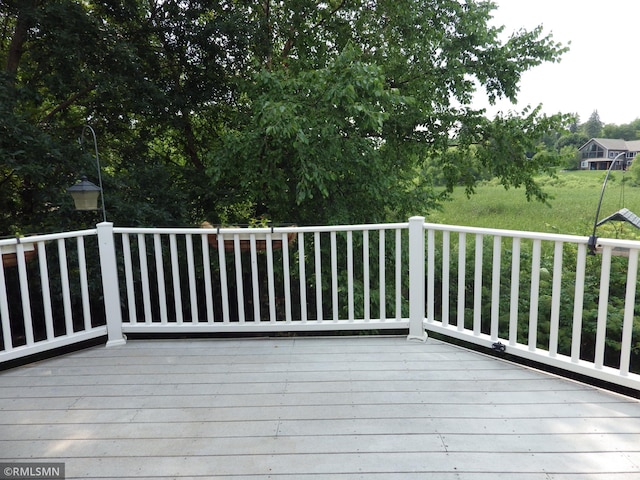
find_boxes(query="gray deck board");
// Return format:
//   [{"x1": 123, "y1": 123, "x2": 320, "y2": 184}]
[{"x1": 1, "y1": 336, "x2": 639, "y2": 479}]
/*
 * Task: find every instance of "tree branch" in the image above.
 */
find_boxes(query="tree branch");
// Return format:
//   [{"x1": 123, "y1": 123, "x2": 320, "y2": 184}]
[{"x1": 39, "y1": 84, "x2": 96, "y2": 125}]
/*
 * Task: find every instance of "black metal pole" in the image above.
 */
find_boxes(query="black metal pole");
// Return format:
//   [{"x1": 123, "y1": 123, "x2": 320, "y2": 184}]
[{"x1": 80, "y1": 125, "x2": 107, "y2": 223}]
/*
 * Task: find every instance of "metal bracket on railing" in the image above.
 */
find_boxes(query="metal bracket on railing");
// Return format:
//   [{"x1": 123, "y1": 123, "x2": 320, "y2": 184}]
[
  {"x1": 587, "y1": 235, "x2": 598, "y2": 256},
  {"x1": 492, "y1": 342, "x2": 506, "y2": 353}
]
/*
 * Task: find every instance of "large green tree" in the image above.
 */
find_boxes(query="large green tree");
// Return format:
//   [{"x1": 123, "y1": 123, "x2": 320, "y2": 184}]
[
  {"x1": 210, "y1": 0, "x2": 572, "y2": 224},
  {"x1": 1, "y1": 0, "x2": 571, "y2": 234},
  {"x1": 582, "y1": 110, "x2": 604, "y2": 139}
]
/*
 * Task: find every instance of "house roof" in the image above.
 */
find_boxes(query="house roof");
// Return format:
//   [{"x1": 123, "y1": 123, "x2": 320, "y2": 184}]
[
  {"x1": 626, "y1": 140, "x2": 640, "y2": 152},
  {"x1": 578, "y1": 138, "x2": 629, "y2": 150},
  {"x1": 579, "y1": 138, "x2": 639, "y2": 152}
]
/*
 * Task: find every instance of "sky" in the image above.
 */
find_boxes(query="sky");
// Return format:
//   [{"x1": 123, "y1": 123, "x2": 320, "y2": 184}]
[{"x1": 473, "y1": 0, "x2": 639, "y2": 126}]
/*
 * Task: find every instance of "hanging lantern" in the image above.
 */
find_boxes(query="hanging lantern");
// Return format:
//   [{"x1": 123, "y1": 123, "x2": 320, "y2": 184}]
[{"x1": 67, "y1": 176, "x2": 102, "y2": 211}]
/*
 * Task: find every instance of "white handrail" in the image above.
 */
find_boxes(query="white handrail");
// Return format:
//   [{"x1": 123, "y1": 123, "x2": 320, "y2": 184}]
[
  {"x1": 0, "y1": 229, "x2": 96, "y2": 246},
  {"x1": 114, "y1": 223, "x2": 409, "y2": 235}
]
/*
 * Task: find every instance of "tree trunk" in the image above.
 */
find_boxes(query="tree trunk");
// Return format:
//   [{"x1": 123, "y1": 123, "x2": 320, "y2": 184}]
[{"x1": 5, "y1": 0, "x2": 38, "y2": 81}]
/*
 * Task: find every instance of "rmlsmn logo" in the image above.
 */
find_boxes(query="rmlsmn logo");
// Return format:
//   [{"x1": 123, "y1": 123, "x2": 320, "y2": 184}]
[{"x1": 0, "y1": 463, "x2": 65, "y2": 480}]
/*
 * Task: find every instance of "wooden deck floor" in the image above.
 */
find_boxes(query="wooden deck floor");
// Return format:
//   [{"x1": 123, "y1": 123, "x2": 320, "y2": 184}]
[{"x1": 1, "y1": 335, "x2": 640, "y2": 479}]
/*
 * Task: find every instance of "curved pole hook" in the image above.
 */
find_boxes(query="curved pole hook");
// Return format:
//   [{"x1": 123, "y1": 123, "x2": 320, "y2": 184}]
[
  {"x1": 588, "y1": 151, "x2": 626, "y2": 255},
  {"x1": 80, "y1": 125, "x2": 107, "y2": 223}
]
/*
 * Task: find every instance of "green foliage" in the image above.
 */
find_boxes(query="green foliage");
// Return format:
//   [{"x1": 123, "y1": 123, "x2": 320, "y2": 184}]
[
  {"x1": 211, "y1": 0, "x2": 574, "y2": 224},
  {"x1": 555, "y1": 132, "x2": 589, "y2": 151},
  {"x1": 474, "y1": 107, "x2": 571, "y2": 202},
  {"x1": 629, "y1": 156, "x2": 640, "y2": 186},
  {"x1": 211, "y1": 46, "x2": 417, "y2": 225},
  {"x1": 0, "y1": 75, "x2": 81, "y2": 234},
  {"x1": 602, "y1": 119, "x2": 640, "y2": 141},
  {"x1": 551, "y1": 132, "x2": 588, "y2": 170},
  {"x1": 430, "y1": 106, "x2": 574, "y2": 201},
  {"x1": 2, "y1": 0, "x2": 572, "y2": 235}
]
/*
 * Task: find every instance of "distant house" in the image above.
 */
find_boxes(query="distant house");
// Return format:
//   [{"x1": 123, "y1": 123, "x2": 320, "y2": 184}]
[{"x1": 579, "y1": 138, "x2": 640, "y2": 170}]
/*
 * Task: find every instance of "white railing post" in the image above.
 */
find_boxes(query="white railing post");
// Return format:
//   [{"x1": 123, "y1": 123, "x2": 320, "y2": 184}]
[
  {"x1": 97, "y1": 222, "x2": 126, "y2": 347},
  {"x1": 408, "y1": 216, "x2": 427, "y2": 342}
]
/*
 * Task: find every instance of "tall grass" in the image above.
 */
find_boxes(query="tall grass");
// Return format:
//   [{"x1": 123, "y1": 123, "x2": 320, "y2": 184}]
[{"x1": 428, "y1": 170, "x2": 640, "y2": 238}]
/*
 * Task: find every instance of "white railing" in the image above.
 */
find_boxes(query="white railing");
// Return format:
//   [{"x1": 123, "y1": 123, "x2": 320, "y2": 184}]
[
  {"x1": 1, "y1": 218, "x2": 639, "y2": 391},
  {"x1": 421, "y1": 219, "x2": 640, "y2": 390},
  {"x1": 0, "y1": 228, "x2": 108, "y2": 362},
  {"x1": 112, "y1": 223, "x2": 411, "y2": 334}
]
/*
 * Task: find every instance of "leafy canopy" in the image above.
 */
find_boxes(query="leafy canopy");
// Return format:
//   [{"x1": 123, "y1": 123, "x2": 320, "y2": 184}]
[
  {"x1": 1, "y1": 0, "x2": 572, "y2": 233},
  {"x1": 210, "y1": 0, "x2": 571, "y2": 224}
]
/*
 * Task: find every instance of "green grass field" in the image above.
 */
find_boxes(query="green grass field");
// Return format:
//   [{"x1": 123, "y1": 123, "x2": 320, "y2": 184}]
[{"x1": 427, "y1": 170, "x2": 640, "y2": 238}]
